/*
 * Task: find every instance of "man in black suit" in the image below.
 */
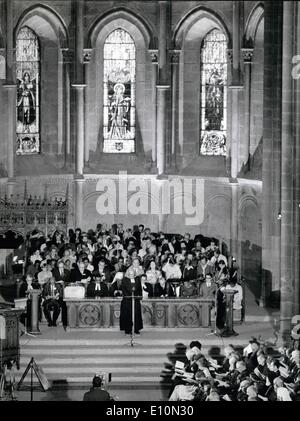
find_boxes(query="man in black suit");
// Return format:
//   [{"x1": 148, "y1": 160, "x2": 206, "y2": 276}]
[
  {"x1": 52, "y1": 261, "x2": 71, "y2": 284},
  {"x1": 19, "y1": 274, "x2": 41, "y2": 330},
  {"x1": 70, "y1": 261, "x2": 92, "y2": 284},
  {"x1": 83, "y1": 375, "x2": 112, "y2": 401},
  {"x1": 42, "y1": 277, "x2": 63, "y2": 327},
  {"x1": 87, "y1": 273, "x2": 109, "y2": 298},
  {"x1": 97, "y1": 259, "x2": 112, "y2": 283},
  {"x1": 52, "y1": 261, "x2": 70, "y2": 328}
]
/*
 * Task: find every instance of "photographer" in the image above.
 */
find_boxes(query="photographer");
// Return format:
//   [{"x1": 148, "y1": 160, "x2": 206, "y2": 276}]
[{"x1": 83, "y1": 375, "x2": 112, "y2": 401}]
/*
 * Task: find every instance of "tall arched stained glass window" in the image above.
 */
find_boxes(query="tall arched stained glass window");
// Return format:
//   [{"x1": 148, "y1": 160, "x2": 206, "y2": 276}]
[
  {"x1": 200, "y1": 29, "x2": 227, "y2": 156},
  {"x1": 103, "y1": 29, "x2": 136, "y2": 153},
  {"x1": 16, "y1": 27, "x2": 40, "y2": 155}
]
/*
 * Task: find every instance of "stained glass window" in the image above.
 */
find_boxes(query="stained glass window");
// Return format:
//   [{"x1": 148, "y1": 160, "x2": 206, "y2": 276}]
[
  {"x1": 16, "y1": 27, "x2": 40, "y2": 155},
  {"x1": 200, "y1": 29, "x2": 227, "y2": 156},
  {"x1": 103, "y1": 29, "x2": 136, "y2": 153}
]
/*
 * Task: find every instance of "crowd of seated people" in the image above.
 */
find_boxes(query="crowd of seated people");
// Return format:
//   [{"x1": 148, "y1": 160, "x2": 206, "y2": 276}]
[
  {"x1": 168, "y1": 339, "x2": 300, "y2": 401},
  {"x1": 17, "y1": 223, "x2": 242, "y2": 328}
]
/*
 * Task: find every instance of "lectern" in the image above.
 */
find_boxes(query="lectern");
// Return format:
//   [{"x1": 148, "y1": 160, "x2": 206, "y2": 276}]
[
  {"x1": 28, "y1": 290, "x2": 41, "y2": 335},
  {"x1": 220, "y1": 290, "x2": 238, "y2": 337}
]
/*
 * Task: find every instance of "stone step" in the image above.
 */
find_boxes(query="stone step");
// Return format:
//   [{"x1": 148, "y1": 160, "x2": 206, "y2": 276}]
[
  {"x1": 19, "y1": 356, "x2": 165, "y2": 365},
  {"x1": 20, "y1": 337, "x2": 247, "y2": 346},
  {"x1": 16, "y1": 364, "x2": 163, "y2": 376},
  {"x1": 20, "y1": 349, "x2": 175, "y2": 357},
  {"x1": 15, "y1": 376, "x2": 161, "y2": 384}
]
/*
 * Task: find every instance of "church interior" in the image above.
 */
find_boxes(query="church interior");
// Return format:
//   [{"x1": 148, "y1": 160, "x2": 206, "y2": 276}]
[{"x1": 0, "y1": 0, "x2": 300, "y2": 402}]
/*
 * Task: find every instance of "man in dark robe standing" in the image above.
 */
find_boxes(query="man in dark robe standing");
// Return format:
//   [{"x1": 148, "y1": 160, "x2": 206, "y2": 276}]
[{"x1": 120, "y1": 268, "x2": 143, "y2": 335}]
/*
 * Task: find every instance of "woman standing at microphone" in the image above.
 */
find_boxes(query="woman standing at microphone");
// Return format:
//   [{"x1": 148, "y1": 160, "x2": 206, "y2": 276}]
[{"x1": 120, "y1": 268, "x2": 143, "y2": 335}]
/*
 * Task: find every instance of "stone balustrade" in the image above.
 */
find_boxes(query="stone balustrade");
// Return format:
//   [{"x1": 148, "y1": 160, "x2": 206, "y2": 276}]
[{"x1": 64, "y1": 298, "x2": 214, "y2": 329}]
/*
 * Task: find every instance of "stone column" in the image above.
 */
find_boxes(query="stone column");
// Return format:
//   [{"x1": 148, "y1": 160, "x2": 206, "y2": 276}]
[
  {"x1": 83, "y1": 48, "x2": 93, "y2": 169},
  {"x1": 156, "y1": 1, "x2": 170, "y2": 177},
  {"x1": 29, "y1": 290, "x2": 41, "y2": 334},
  {"x1": 294, "y1": 2, "x2": 300, "y2": 315},
  {"x1": 156, "y1": 85, "x2": 169, "y2": 176},
  {"x1": 280, "y1": 0, "x2": 295, "y2": 342},
  {"x1": 261, "y1": 1, "x2": 283, "y2": 306},
  {"x1": 231, "y1": 1, "x2": 242, "y2": 85},
  {"x1": 72, "y1": 84, "x2": 86, "y2": 176},
  {"x1": 149, "y1": 50, "x2": 158, "y2": 167},
  {"x1": 3, "y1": 84, "x2": 16, "y2": 195},
  {"x1": 61, "y1": 49, "x2": 73, "y2": 168},
  {"x1": 170, "y1": 50, "x2": 180, "y2": 171},
  {"x1": 242, "y1": 49, "x2": 253, "y2": 170},
  {"x1": 230, "y1": 183, "x2": 239, "y2": 261},
  {"x1": 74, "y1": 178, "x2": 84, "y2": 228},
  {"x1": 228, "y1": 2, "x2": 243, "y2": 182},
  {"x1": 72, "y1": 0, "x2": 85, "y2": 178},
  {"x1": 3, "y1": 0, "x2": 16, "y2": 195}
]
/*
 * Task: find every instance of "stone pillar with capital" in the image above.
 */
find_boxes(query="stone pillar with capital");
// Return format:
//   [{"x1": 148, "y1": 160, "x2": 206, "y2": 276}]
[
  {"x1": 156, "y1": 1, "x2": 170, "y2": 177},
  {"x1": 261, "y1": 1, "x2": 283, "y2": 307},
  {"x1": 60, "y1": 49, "x2": 73, "y2": 169},
  {"x1": 83, "y1": 48, "x2": 93, "y2": 169},
  {"x1": 242, "y1": 48, "x2": 253, "y2": 171},
  {"x1": 170, "y1": 50, "x2": 180, "y2": 171},
  {"x1": 71, "y1": 0, "x2": 86, "y2": 230},
  {"x1": 149, "y1": 49, "x2": 158, "y2": 167},
  {"x1": 228, "y1": 2, "x2": 243, "y2": 182},
  {"x1": 72, "y1": 0, "x2": 86, "y2": 178}
]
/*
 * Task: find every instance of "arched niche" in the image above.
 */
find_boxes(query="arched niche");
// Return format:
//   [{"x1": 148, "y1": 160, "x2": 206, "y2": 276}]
[
  {"x1": 239, "y1": 197, "x2": 262, "y2": 294},
  {"x1": 14, "y1": 6, "x2": 68, "y2": 165},
  {"x1": 83, "y1": 191, "x2": 115, "y2": 231},
  {"x1": 249, "y1": 16, "x2": 264, "y2": 159},
  {"x1": 203, "y1": 194, "x2": 231, "y2": 243},
  {"x1": 85, "y1": 11, "x2": 155, "y2": 166},
  {"x1": 244, "y1": 3, "x2": 264, "y2": 47},
  {"x1": 173, "y1": 8, "x2": 230, "y2": 168}
]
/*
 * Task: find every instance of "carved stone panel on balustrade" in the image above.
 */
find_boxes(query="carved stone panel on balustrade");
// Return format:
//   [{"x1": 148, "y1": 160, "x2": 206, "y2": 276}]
[
  {"x1": 109, "y1": 301, "x2": 121, "y2": 327},
  {"x1": 78, "y1": 302, "x2": 103, "y2": 328},
  {"x1": 64, "y1": 298, "x2": 214, "y2": 328}
]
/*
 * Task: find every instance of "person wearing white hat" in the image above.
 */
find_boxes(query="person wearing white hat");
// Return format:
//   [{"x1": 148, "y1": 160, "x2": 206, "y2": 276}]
[{"x1": 109, "y1": 272, "x2": 124, "y2": 297}]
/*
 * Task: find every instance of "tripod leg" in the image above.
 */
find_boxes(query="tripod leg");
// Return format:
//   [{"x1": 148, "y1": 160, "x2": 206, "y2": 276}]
[
  {"x1": 17, "y1": 358, "x2": 32, "y2": 390},
  {"x1": 0, "y1": 370, "x2": 4, "y2": 400}
]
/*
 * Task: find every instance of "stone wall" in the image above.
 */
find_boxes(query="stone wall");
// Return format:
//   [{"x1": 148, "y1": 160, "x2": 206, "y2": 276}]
[{"x1": 0, "y1": 1, "x2": 264, "y2": 301}]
